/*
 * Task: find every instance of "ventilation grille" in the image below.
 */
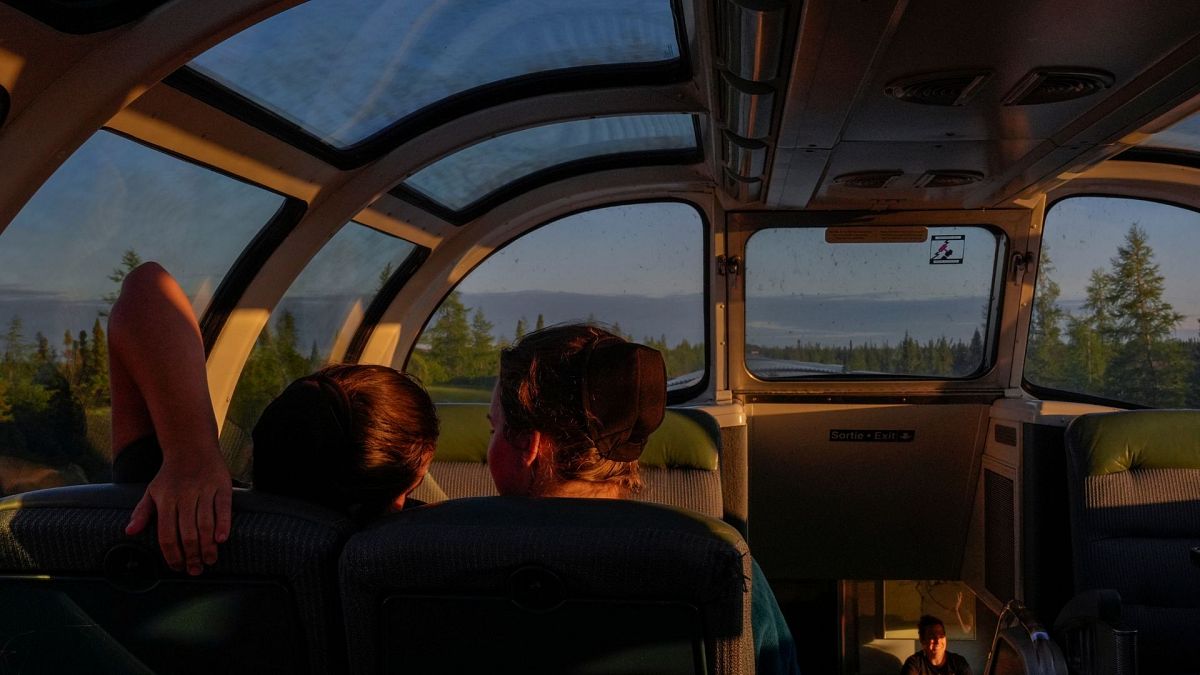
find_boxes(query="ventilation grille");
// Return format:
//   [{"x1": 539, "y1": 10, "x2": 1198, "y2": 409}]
[
  {"x1": 833, "y1": 171, "x2": 902, "y2": 189},
  {"x1": 884, "y1": 71, "x2": 990, "y2": 106},
  {"x1": 994, "y1": 424, "x2": 1018, "y2": 447},
  {"x1": 1003, "y1": 69, "x2": 1114, "y2": 106},
  {"x1": 984, "y1": 469, "x2": 1016, "y2": 602},
  {"x1": 916, "y1": 171, "x2": 983, "y2": 188}
]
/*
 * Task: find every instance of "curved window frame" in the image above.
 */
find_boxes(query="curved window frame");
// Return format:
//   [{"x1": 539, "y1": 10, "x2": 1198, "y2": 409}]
[
  {"x1": 403, "y1": 198, "x2": 711, "y2": 405},
  {"x1": 163, "y1": 0, "x2": 691, "y2": 171},
  {"x1": 391, "y1": 115, "x2": 703, "y2": 225},
  {"x1": 1022, "y1": 192, "x2": 1200, "y2": 409},
  {"x1": 1, "y1": 0, "x2": 171, "y2": 34},
  {"x1": 741, "y1": 223, "x2": 1010, "y2": 384}
]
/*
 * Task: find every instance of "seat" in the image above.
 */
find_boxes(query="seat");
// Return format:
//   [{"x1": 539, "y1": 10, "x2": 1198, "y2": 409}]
[
  {"x1": 1059, "y1": 410, "x2": 1200, "y2": 674},
  {"x1": 340, "y1": 496, "x2": 753, "y2": 674},
  {"x1": 422, "y1": 404, "x2": 724, "y2": 518},
  {"x1": 0, "y1": 483, "x2": 354, "y2": 674}
]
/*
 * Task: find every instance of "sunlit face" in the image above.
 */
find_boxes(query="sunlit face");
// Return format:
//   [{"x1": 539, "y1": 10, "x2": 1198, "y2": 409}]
[
  {"x1": 920, "y1": 624, "x2": 947, "y2": 664},
  {"x1": 487, "y1": 383, "x2": 530, "y2": 496}
]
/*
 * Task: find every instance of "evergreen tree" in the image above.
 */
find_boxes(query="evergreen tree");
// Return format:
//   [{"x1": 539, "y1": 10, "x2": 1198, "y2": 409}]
[
  {"x1": 272, "y1": 310, "x2": 311, "y2": 384},
  {"x1": 514, "y1": 317, "x2": 528, "y2": 341},
  {"x1": 1102, "y1": 225, "x2": 1186, "y2": 405},
  {"x1": 33, "y1": 332, "x2": 54, "y2": 365},
  {"x1": 83, "y1": 318, "x2": 110, "y2": 408},
  {"x1": 899, "y1": 332, "x2": 921, "y2": 373},
  {"x1": 469, "y1": 309, "x2": 495, "y2": 378},
  {"x1": 102, "y1": 249, "x2": 143, "y2": 310},
  {"x1": 427, "y1": 292, "x2": 472, "y2": 382},
  {"x1": 535, "y1": 313, "x2": 545, "y2": 331},
  {"x1": 1064, "y1": 268, "x2": 1116, "y2": 393},
  {"x1": 1026, "y1": 248, "x2": 1068, "y2": 386},
  {"x1": 2, "y1": 316, "x2": 26, "y2": 381},
  {"x1": 376, "y1": 262, "x2": 394, "y2": 295}
]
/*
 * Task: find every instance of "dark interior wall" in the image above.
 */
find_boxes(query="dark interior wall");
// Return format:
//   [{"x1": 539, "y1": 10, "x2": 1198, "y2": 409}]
[
  {"x1": 747, "y1": 403, "x2": 989, "y2": 579},
  {"x1": 1019, "y1": 422, "x2": 1073, "y2": 622}
]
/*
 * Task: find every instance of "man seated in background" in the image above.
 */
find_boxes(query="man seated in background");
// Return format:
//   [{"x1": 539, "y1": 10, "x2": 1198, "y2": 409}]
[{"x1": 901, "y1": 615, "x2": 972, "y2": 675}]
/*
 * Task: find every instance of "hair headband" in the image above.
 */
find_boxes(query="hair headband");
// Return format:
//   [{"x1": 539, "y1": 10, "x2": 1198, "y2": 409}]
[{"x1": 580, "y1": 337, "x2": 667, "y2": 462}]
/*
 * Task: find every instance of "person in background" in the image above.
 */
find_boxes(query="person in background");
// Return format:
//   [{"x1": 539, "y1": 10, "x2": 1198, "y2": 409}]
[
  {"x1": 486, "y1": 323, "x2": 801, "y2": 675},
  {"x1": 900, "y1": 614, "x2": 972, "y2": 675}
]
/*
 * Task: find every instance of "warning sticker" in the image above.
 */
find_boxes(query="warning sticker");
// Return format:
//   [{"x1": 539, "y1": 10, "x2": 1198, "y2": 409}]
[{"x1": 930, "y1": 234, "x2": 965, "y2": 264}]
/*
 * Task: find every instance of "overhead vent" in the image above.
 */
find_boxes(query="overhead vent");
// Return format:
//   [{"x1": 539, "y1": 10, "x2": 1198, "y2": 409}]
[
  {"x1": 915, "y1": 170, "x2": 984, "y2": 188},
  {"x1": 884, "y1": 71, "x2": 991, "y2": 106},
  {"x1": 833, "y1": 171, "x2": 902, "y2": 189},
  {"x1": 1003, "y1": 69, "x2": 1114, "y2": 106}
]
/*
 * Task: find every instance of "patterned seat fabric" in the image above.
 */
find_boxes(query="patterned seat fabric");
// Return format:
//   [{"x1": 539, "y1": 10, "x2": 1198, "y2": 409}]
[
  {"x1": 341, "y1": 496, "x2": 753, "y2": 675},
  {"x1": 1063, "y1": 410, "x2": 1200, "y2": 674},
  {"x1": 0, "y1": 484, "x2": 354, "y2": 675}
]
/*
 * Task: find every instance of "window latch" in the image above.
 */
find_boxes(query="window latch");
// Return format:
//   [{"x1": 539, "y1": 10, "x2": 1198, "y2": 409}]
[
  {"x1": 1010, "y1": 251, "x2": 1033, "y2": 283},
  {"x1": 717, "y1": 254, "x2": 741, "y2": 277}
]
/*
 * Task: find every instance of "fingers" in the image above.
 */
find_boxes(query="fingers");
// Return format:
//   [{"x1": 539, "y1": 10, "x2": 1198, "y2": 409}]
[
  {"x1": 215, "y1": 482, "x2": 232, "y2": 545},
  {"x1": 156, "y1": 498, "x2": 184, "y2": 573},
  {"x1": 178, "y1": 493, "x2": 203, "y2": 576},
  {"x1": 126, "y1": 493, "x2": 152, "y2": 536},
  {"x1": 198, "y1": 489, "x2": 217, "y2": 567}
]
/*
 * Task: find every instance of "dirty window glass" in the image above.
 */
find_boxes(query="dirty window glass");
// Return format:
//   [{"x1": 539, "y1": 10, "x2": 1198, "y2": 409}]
[
  {"x1": 220, "y1": 223, "x2": 418, "y2": 478},
  {"x1": 189, "y1": 0, "x2": 681, "y2": 148},
  {"x1": 403, "y1": 114, "x2": 698, "y2": 212},
  {"x1": 1026, "y1": 196, "x2": 1200, "y2": 407},
  {"x1": 1139, "y1": 109, "x2": 1200, "y2": 153},
  {"x1": 409, "y1": 202, "x2": 705, "y2": 402},
  {"x1": 745, "y1": 226, "x2": 1003, "y2": 379},
  {"x1": 0, "y1": 130, "x2": 283, "y2": 494}
]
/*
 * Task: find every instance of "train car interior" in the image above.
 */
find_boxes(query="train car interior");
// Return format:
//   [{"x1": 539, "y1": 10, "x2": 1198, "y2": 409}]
[{"x1": 1, "y1": 0, "x2": 1200, "y2": 673}]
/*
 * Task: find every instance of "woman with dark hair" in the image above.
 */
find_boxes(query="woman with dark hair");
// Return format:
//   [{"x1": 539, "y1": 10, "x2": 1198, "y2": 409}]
[
  {"x1": 487, "y1": 323, "x2": 800, "y2": 675},
  {"x1": 109, "y1": 262, "x2": 438, "y2": 575}
]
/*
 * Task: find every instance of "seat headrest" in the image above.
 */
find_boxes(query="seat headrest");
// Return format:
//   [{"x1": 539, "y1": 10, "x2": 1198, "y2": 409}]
[
  {"x1": 434, "y1": 404, "x2": 720, "y2": 470},
  {"x1": 1066, "y1": 410, "x2": 1200, "y2": 477}
]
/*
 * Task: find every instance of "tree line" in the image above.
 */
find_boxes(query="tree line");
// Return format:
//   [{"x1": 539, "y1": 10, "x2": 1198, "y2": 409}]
[
  {"x1": 1026, "y1": 223, "x2": 1198, "y2": 407},
  {"x1": 749, "y1": 330, "x2": 986, "y2": 378},
  {"x1": 406, "y1": 291, "x2": 707, "y2": 387}
]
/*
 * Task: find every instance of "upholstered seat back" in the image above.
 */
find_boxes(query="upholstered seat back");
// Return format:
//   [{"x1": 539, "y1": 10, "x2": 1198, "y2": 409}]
[
  {"x1": 1064, "y1": 410, "x2": 1200, "y2": 674},
  {"x1": 421, "y1": 404, "x2": 724, "y2": 518},
  {"x1": 0, "y1": 484, "x2": 354, "y2": 674},
  {"x1": 340, "y1": 496, "x2": 753, "y2": 675}
]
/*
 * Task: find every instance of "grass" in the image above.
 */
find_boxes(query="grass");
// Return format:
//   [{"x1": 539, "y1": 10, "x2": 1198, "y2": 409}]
[{"x1": 427, "y1": 385, "x2": 493, "y2": 403}]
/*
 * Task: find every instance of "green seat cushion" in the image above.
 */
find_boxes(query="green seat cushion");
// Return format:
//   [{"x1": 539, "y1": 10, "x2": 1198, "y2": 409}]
[
  {"x1": 433, "y1": 404, "x2": 719, "y2": 471},
  {"x1": 1067, "y1": 410, "x2": 1200, "y2": 476}
]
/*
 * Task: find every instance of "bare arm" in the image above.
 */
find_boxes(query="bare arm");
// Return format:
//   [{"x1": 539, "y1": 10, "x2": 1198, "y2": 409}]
[{"x1": 108, "y1": 262, "x2": 232, "y2": 575}]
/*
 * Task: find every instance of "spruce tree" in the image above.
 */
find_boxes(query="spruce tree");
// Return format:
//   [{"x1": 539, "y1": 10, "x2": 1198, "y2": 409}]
[
  {"x1": 469, "y1": 309, "x2": 495, "y2": 378},
  {"x1": 1064, "y1": 268, "x2": 1116, "y2": 394},
  {"x1": 1026, "y1": 248, "x2": 1068, "y2": 386},
  {"x1": 101, "y1": 249, "x2": 143, "y2": 311},
  {"x1": 1102, "y1": 224, "x2": 1186, "y2": 405},
  {"x1": 427, "y1": 292, "x2": 472, "y2": 381}
]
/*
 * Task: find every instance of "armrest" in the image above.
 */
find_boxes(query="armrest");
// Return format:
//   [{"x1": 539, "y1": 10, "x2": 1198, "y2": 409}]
[
  {"x1": 1053, "y1": 590, "x2": 1137, "y2": 675},
  {"x1": 1054, "y1": 589, "x2": 1122, "y2": 629}
]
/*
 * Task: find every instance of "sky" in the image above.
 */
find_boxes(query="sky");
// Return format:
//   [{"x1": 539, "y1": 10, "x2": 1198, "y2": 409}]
[
  {"x1": 2, "y1": 6, "x2": 1199, "y2": 354},
  {"x1": 1041, "y1": 196, "x2": 1200, "y2": 339}
]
